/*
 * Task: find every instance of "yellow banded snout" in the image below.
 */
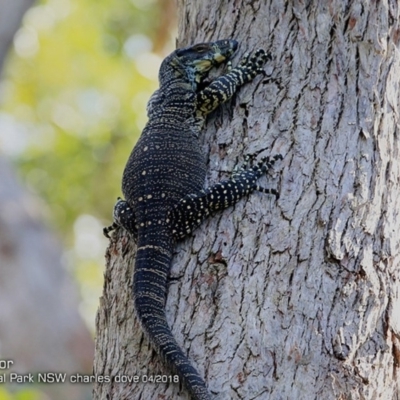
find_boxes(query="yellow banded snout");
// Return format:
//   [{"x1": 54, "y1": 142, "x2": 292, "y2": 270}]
[{"x1": 212, "y1": 39, "x2": 238, "y2": 65}]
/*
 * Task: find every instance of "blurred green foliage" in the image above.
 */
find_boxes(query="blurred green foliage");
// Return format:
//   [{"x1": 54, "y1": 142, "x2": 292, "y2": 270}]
[
  {"x1": 0, "y1": 1, "x2": 175, "y2": 398},
  {"x1": 0, "y1": 387, "x2": 42, "y2": 400},
  {"x1": 2, "y1": 0, "x2": 175, "y2": 238},
  {"x1": 0, "y1": 0, "x2": 175, "y2": 336}
]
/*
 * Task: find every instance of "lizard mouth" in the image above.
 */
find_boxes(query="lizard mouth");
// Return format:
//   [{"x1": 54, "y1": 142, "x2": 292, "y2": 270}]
[{"x1": 193, "y1": 59, "x2": 213, "y2": 72}]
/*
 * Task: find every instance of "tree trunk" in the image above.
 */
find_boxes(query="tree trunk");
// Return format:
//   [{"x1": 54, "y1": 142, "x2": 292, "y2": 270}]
[{"x1": 94, "y1": 1, "x2": 400, "y2": 399}]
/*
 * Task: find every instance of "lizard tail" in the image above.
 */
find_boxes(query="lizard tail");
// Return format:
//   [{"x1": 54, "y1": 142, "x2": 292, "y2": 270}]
[{"x1": 133, "y1": 244, "x2": 212, "y2": 400}]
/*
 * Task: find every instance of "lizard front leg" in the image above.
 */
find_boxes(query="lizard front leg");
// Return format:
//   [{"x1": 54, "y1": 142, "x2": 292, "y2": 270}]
[
  {"x1": 197, "y1": 48, "x2": 269, "y2": 116},
  {"x1": 169, "y1": 154, "x2": 282, "y2": 241}
]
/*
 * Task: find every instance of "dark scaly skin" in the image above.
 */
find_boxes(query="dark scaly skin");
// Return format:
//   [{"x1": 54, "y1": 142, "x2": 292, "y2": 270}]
[{"x1": 104, "y1": 40, "x2": 281, "y2": 399}]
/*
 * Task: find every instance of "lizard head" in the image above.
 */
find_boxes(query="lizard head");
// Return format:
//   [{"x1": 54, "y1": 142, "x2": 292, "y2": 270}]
[
  {"x1": 161, "y1": 39, "x2": 238, "y2": 86},
  {"x1": 176, "y1": 39, "x2": 238, "y2": 83}
]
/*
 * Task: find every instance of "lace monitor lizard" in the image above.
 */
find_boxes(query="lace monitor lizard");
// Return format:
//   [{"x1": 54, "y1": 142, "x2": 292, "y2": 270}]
[{"x1": 104, "y1": 39, "x2": 282, "y2": 400}]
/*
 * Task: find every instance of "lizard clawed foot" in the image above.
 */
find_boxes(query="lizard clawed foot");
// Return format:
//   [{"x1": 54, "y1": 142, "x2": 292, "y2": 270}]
[{"x1": 236, "y1": 48, "x2": 269, "y2": 81}]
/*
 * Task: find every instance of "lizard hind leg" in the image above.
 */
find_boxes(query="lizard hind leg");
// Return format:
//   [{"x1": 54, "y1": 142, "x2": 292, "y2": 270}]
[
  {"x1": 104, "y1": 198, "x2": 137, "y2": 238},
  {"x1": 103, "y1": 222, "x2": 119, "y2": 238}
]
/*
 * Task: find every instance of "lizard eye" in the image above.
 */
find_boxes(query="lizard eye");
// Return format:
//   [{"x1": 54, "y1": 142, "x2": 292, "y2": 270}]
[{"x1": 193, "y1": 44, "x2": 209, "y2": 53}]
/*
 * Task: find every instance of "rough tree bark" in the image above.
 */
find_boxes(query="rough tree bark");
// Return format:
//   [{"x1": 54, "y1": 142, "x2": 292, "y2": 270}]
[{"x1": 94, "y1": 1, "x2": 400, "y2": 399}]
